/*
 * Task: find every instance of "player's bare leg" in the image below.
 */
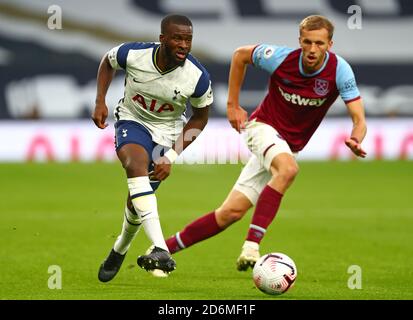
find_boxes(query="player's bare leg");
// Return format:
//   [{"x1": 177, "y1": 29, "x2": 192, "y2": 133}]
[
  {"x1": 215, "y1": 190, "x2": 253, "y2": 227},
  {"x1": 166, "y1": 189, "x2": 252, "y2": 252},
  {"x1": 239, "y1": 153, "x2": 298, "y2": 271},
  {"x1": 267, "y1": 153, "x2": 299, "y2": 194},
  {"x1": 213, "y1": 190, "x2": 262, "y2": 271}
]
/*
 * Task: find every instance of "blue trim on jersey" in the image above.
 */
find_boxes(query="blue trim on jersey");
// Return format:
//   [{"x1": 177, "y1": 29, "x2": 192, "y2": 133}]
[
  {"x1": 151, "y1": 44, "x2": 180, "y2": 75},
  {"x1": 299, "y1": 51, "x2": 330, "y2": 77},
  {"x1": 187, "y1": 54, "x2": 211, "y2": 98},
  {"x1": 130, "y1": 191, "x2": 154, "y2": 199},
  {"x1": 151, "y1": 44, "x2": 160, "y2": 71},
  {"x1": 252, "y1": 45, "x2": 293, "y2": 74},
  {"x1": 117, "y1": 42, "x2": 157, "y2": 69},
  {"x1": 336, "y1": 55, "x2": 360, "y2": 102}
]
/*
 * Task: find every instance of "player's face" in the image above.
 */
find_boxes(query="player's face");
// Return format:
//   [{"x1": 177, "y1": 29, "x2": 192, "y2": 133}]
[
  {"x1": 299, "y1": 28, "x2": 332, "y2": 73},
  {"x1": 160, "y1": 23, "x2": 193, "y2": 67}
]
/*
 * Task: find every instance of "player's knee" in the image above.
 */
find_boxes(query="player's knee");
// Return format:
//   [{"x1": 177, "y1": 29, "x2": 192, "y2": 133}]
[
  {"x1": 216, "y1": 206, "x2": 247, "y2": 227},
  {"x1": 278, "y1": 164, "x2": 299, "y2": 183},
  {"x1": 121, "y1": 157, "x2": 148, "y2": 177},
  {"x1": 118, "y1": 144, "x2": 150, "y2": 176}
]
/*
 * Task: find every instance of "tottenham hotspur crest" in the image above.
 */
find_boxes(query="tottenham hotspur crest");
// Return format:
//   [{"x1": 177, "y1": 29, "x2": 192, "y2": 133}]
[{"x1": 314, "y1": 78, "x2": 329, "y2": 96}]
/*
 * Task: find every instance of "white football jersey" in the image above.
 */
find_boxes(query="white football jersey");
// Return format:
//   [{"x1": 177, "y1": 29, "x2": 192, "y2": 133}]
[{"x1": 107, "y1": 42, "x2": 213, "y2": 147}]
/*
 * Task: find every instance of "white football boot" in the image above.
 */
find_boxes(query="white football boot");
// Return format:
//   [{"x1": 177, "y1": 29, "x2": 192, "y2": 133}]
[{"x1": 236, "y1": 241, "x2": 260, "y2": 271}]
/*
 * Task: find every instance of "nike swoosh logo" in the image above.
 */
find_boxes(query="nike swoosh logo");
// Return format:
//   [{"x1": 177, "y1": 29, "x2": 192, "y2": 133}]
[
  {"x1": 133, "y1": 78, "x2": 144, "y2": 83},
  {"x1": 140, "y1": 212, "x2": 152, "y2": 218}
]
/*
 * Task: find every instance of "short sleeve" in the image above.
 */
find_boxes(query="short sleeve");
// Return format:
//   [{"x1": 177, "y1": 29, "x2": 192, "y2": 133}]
[
  {"x1": 336, "y1": 56, "x2": 361, "y2": 103},
  {"x1": 107, "y1": 44, "x2": 124, "y2": 70},
  {"x1": 187, "y1": 55, "x2": 213, "y2": 108},
  {"x1": 252, "y1": 44, "x2": 294, "y2": 74},
  {"x1": 106, "y1": 42, "x2": 157, "y2": 70},
  {"x1": 190, "y1": 80, "x2": 213, "y2": 108}
]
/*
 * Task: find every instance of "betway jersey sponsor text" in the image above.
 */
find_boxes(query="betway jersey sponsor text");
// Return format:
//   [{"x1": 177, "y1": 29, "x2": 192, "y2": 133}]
[{"x1": 278, "y1": 87, "x2": 327, "y2": 107}]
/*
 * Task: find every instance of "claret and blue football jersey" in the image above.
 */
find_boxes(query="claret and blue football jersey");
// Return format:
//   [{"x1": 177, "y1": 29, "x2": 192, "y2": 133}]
[{"x1": 251, "y1": 44, "x2": 361, "y2": 152}]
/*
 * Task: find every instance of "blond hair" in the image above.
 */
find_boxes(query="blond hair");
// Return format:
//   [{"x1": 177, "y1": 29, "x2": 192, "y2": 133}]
[{"x1": 299, "y1": 15, "x2": 334, "y2": 40}]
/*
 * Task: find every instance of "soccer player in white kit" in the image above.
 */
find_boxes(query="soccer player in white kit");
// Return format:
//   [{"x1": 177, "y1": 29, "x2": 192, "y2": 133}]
[{"x1": 92, "y1": 14, "x2": 213, "y2": 282}]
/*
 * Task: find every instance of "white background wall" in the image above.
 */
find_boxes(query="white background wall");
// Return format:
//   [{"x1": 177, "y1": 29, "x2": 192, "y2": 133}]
[{"x1": 1, "y1": 119, "x2": 412, "y2": 162}]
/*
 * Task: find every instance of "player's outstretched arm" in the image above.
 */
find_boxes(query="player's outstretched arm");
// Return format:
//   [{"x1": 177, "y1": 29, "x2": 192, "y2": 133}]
[
  {"x1": 153, "y1": 106, "x2": 210, "y2": 181},
  {"x1": 92, "y1": 54, "x2": 116, "y2": 129},
  {"x1": 227, "y1": 45, "x2": 255, "y2": 133},
  {"x1": 345, "y1": 99, "x2": 367, "y2": 158}
]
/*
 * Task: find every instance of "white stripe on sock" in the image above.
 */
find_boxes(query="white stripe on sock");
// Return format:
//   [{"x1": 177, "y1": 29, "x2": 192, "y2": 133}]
[
  {"x1": 250, "y1": 224, "x2": 266, "y2": 234},
  {"x1": 175, "y1": 232, "x2": 186, "y2": 249}
]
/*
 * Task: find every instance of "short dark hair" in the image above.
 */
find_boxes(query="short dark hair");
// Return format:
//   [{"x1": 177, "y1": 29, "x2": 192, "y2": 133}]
[{"x1": 161, "y1": 14, "x2": 192, "y2": 34}]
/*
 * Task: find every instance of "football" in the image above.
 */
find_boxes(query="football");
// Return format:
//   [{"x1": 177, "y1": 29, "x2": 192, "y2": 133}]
[{"x1": 252, "y1": 252, "x2": 297, "y2": 295}]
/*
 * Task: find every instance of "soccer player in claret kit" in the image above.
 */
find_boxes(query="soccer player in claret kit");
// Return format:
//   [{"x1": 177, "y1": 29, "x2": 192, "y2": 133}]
[
  {"x1": 92, "y1": 14, "x2": 213, "y2": 281},
  {"x1": 155, "y1": 15, "x2": 367, "y2": 276}
]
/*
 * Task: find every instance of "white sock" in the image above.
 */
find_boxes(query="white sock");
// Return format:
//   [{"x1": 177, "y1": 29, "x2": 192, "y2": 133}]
[
  {"x1": 128, "y1": 176, "x2": 168, "y2": 252},
  {"x1": 113, "y1": 206, "x2": 141, "y2": 255},
  {"x1": 141, "y1": 216, "x2": 168, "y2": 251}
]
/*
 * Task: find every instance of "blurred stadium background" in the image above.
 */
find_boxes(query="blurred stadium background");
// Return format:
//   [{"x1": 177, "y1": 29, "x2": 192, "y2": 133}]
[
  {"x1": 1, "y1": 0, "x2": 412, "y2": 301},
  {"x1": 0, "y1": 0, "x2": 413, "y2": 161}
]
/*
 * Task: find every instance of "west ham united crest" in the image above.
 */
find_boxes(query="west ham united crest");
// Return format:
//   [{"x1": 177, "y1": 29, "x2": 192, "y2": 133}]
[
  {"x1": 263, "y1": 47, "x2": 274, "y2": 59},
  {"x1": 314, "y1": 78, "x2": 329, "y2": 96}
]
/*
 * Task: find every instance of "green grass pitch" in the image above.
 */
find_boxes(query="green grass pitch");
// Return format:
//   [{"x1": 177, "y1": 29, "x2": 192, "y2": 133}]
[{"x1": 0, "y1": 161, "x2": 412, "y2": 300}]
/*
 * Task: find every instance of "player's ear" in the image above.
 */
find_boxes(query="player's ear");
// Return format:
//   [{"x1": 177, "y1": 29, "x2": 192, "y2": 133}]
[
  {"x1": 328, "y1": 40, "x2": 333, "y2": 50},
  {"x1": 159, "y1": 34, "x2": 165, "y2": 44}
]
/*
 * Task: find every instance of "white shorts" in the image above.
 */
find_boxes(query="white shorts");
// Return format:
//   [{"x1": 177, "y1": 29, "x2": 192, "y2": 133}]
[{"x1": 233, "y1": 120, "x2": 294, "y2": 205}]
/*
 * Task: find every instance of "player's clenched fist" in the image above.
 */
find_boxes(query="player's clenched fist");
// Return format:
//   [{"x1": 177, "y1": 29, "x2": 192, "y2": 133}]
[
  {"x1": 227, "y1": 106, "x2": 248, "y2": 133},
  {"x1": 153, "y1": 156, "x2": 172, "y2": 181},
  {"x1": 92, "y1": 102, "x2": 109, "y2": 129}
]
